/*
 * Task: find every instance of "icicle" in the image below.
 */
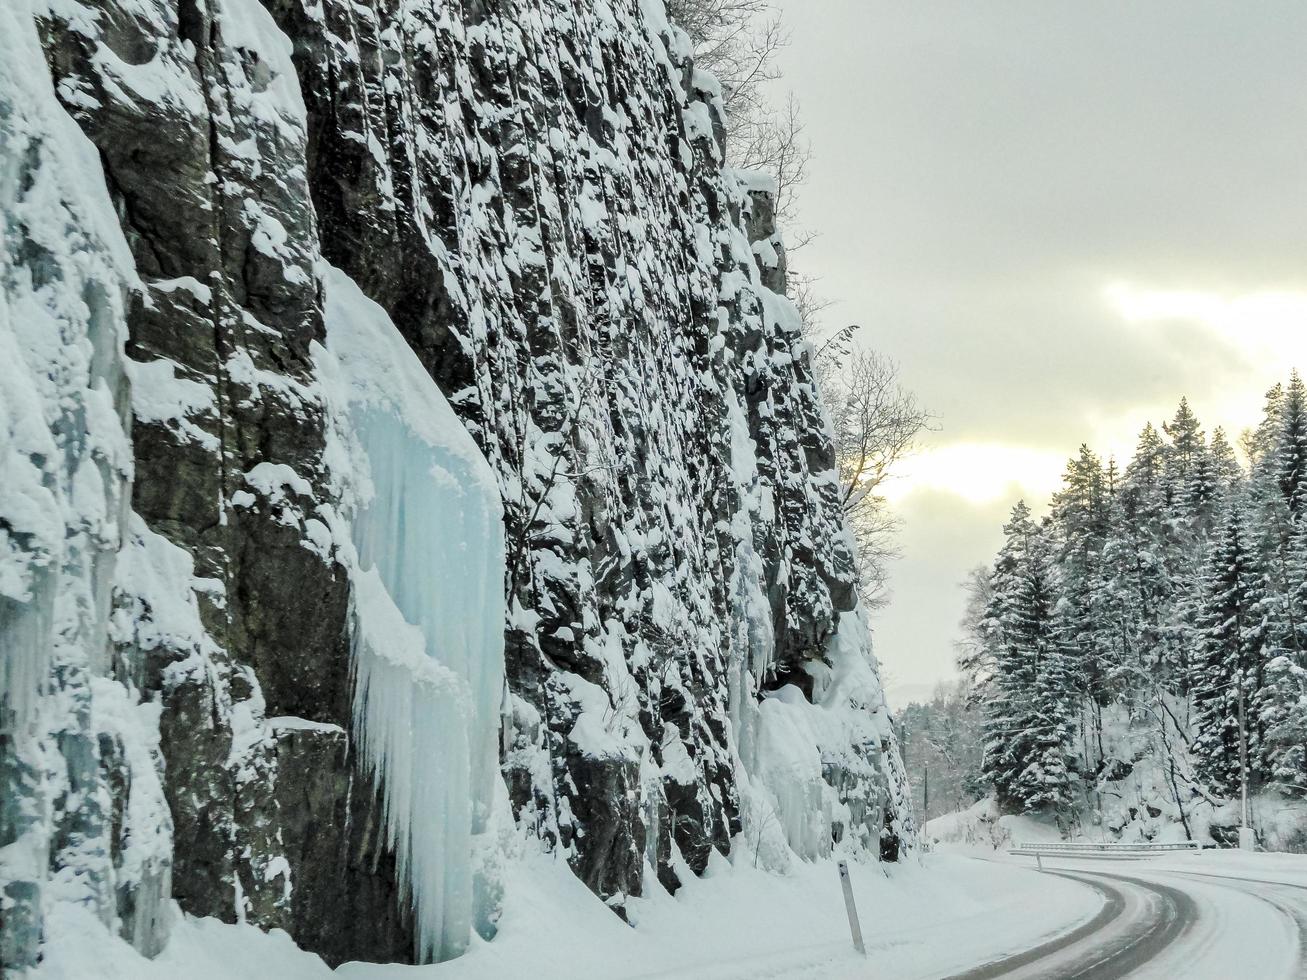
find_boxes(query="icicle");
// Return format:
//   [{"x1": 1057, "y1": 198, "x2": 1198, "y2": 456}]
[
  {"x1": 0, "y1": 0, "x2": 134, "y2": 733},
  {"x1": 323, "y1": 266, "x2": 506, "y2": 963}
]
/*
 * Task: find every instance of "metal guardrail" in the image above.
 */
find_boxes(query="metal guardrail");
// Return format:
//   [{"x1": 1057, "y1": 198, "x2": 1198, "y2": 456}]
[
  {"x1": 1011, "y1": 841, "x2": 1200, "y2": 853},
  {"x1": 1010, "y1": 840, "x2": 1201, "y2": 868}
]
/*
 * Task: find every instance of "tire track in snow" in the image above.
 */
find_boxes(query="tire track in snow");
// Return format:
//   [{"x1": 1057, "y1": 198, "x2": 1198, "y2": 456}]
[
  {"x1": 944, "y1": 872, "x2": 1124, "y2": 980},
  {"x1": 1160, "y1": 870, "x2": 1307, "y2": 968},
  {"x1": 946, "y1": 868, "x2": 1194, "y2": 980}
]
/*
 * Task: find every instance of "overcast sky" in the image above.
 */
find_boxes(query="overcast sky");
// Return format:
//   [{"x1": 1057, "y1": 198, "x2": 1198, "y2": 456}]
[{"x1": 769, "y1": 1, "x2": 1307, "y2": 706}]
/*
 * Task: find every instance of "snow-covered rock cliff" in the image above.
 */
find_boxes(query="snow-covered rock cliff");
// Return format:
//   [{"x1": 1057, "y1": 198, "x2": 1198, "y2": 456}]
[{"x1": 2, "y1": 0, "x2": 910, "y2": 970}]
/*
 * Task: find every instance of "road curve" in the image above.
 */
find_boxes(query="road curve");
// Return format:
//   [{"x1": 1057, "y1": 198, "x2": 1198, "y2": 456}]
[
  {"x1": 946, "y1": 868, "x2": 1195, "y2": 980},
  {"x1": 1161, "y1": 869, "x2": 1307, "y2": 964},
  {"x1": 949, "y1": 860, "x2": 1307, "y2": 980}
]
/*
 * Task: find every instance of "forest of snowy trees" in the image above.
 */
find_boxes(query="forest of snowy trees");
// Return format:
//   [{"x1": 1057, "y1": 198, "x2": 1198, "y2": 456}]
[
  {"x1": 947, "y1": 372, "x2": 1307, "y2": 838},
  {"x1": 895, "y1": 682, "x2": 983, "y2": 824}
]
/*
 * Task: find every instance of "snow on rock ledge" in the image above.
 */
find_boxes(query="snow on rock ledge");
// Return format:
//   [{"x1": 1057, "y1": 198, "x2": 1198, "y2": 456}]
[{"x1": 275, "y1": 0, "x2": 912, "y2": 914}]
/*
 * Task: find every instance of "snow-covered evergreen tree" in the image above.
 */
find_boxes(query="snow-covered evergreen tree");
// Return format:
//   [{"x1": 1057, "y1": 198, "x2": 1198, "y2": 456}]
[
  {"x1": 1255, "y1": 374, "x2": 1307, "y2": 662},
  {"x1": 1017, "y1": 574, "x2": 1078, "y2": 818},
  {"x1": 1259, "y1": 653, "x2": 1307, "y2": 796},
  {"x1": 1093, "y1": 484, "x2": 1155, "y2": 693},
  {"x1": 1210, "y1": 427, "x2": 1243, "y2": 492},
  {"x1": 1254, "y1": 379, "x2": 1307, "y2": 789},
  {"x1": 1191, "y1": 503, "x2": 1271, "y2": 799},
  {"x1": 978, "y1": 502, "x2": 1039, "y2": 812},
  {"x1": 977, "y1": 503, "x2": 1076, "y2": 816},
  {"x1": 1164, "y1": 398, "x2": 1204, "y2": 512},
  {"x1": 1121, "y1": 423, "x2": 1185, "y2": 675},
  {"x1": 1245, "y1": 383, "x2": 1286, "y2": 486},
  {"x1": 1051, "y1": 446, "x2": 1111, "y2": 698},
  {"x1": 1275, "y1": 372, "x2": 1307, "y2": 517},
  {"x1": 962, "y1": 372, "x2": 1307, "y2": 827}
]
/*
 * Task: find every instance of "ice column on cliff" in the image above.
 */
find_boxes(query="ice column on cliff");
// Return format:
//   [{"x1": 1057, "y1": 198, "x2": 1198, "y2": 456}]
[
  {"x1": 1, "y1": 4, "x2": 177, "y2": 967},
  {"x1": 320, "y1": 265, "x2": 506, "y2": 963},
  {"x1": 0, "y1": 2, "x2": 133, "y2": 731}
]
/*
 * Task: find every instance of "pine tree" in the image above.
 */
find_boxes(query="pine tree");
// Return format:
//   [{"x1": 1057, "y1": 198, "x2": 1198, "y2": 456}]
[
  {"x1": 1164, "y1": 398, "x2": 1204, "y2": 512},
  {"x1": 1209, "y1": 427, "x2": 1242, "y2": 491},
  {"x1": 1259, "y1": 522, "x2": 1307, "y2": 785},
  {"x1": 1191, "y1": 503, "x2": 1271, "y2": 799},
  {"x1": 976, "y1": 504, "x2": 1077, "y2": 816},
  {"x1": 978, "y1": 503, "x2": 1039, "y2": 812},
  {"x1": 1017, "y1": 573, "x2": 1078, "y2": 817},
  {"x1": 1053, "y1": 445, "x2": 1110, "y2": 543},
  {"x1": 1277, "y1": 372, "x2": 1307, "y2": 516},
  {"x1": 1051, "y1": 446, "x2": 1111, "y2": 706},
  {"x1": 1252, "y1": 374, "x2": 1307, "y2": 662},
  {"x1": 1123, "y1": 420, "x2": 1196, "y2": 689},
  {"x1": 1183, "y1": 442, "x2": 1221, "y2": 542},
  {"x1": 1250, "y1": 374, "x2": 1307, "y2": 796},
  {"x1": 1092, "y1": 488, "x2": 1153, "y2": 692},
  {"x1": 1261, "y1": 516, "x2": 1307, "y2": 665},
  {"x1": 965, "y1": 381, "x2": 1307, "y2": 819},
  {"x1": 1126, "y1": 423, "x2": 1168, "y2": 500},
  {"x1": 1259, "y1": 653, "x2": 1307, "y2": 796},
  {"x1": 1286, "y1": 522, "x2": 1307, "y2": 656},
  {"x1": 1245, "y1": 383, "x2": 1285, "y2": 480}
]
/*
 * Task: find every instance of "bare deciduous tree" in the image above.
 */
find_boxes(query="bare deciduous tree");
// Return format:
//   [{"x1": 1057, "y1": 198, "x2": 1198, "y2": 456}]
[
  {"x1": 665, "y1": 0, "x2": 782, "y2": 115},
  {"x1": 824, "y1": 351, "x2": 933, "y2": 608},
  {"x1": 799, "y1": 304, "x2": 851, "y2": 391},
  {"x1": 665, "y1": 1, "x2": 812, "y2": 248},
  {"x1": 667, "y1": 1, "x2": 929, "y2": 612},
  {"x1": 731, "y1": 94, "x2": 813, "y2": 246},
  {"x1": 896, "y1": 679, "x2": 987, "y2": 821}
]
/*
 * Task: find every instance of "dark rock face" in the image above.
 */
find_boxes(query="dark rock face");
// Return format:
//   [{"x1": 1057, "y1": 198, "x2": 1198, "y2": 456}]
[
  {"x1": 3, "y1": 0, "x2": 910, "y2": 972},
  {"x1": 31, "y1": 0, "x2": 413, "y2": 962},
  {"x1": 259, "y1": 0, "x2": 871, "y2": 908},
  {"x1": 271, "y1": 722, "x2": 415, "y2": 963}
]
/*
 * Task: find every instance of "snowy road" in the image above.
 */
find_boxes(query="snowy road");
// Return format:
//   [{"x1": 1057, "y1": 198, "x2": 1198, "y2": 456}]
[
  {"x1": 38, "y1": 850, "x2": 1307, "y2": 979},
  {"x1": 950, "y1": 867, "x2": 1194, "y2": 979},
  {"x1": 955, "y1": 856, "x2": 1307, "y2": 979},
  {"x1": 612, "y1": 852, "x2": 1307, "y2": 980}
]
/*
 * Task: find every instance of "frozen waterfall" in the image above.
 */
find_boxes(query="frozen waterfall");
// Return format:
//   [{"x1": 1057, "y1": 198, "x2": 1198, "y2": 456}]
[{"x1": 320, "y1": 265, "x2": 506, "y2": 963}]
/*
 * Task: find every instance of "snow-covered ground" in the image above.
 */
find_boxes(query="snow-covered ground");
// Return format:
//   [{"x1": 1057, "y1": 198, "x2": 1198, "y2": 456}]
[
  {"x1": 926, "y1": 789, "x2": 1307, "y2": 855},
  {"x1": 924, "y1": 797, "x2": 1066, "y2": 852},
  {"x1": 34, "y1": 834, "x2": 1307, "y2": 979},
  {"x1": 30, "y1": 850, "x2": 1101, "y2": 980}
]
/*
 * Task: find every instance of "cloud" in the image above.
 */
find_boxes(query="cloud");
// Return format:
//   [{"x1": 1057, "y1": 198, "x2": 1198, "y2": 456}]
[
  {"x1": 1104, "y1": 282, "x2": 1307, "y2": 375},
  {"x1": 886, "y1": 284, "x2": 1307, "y2": 514},
  {"x1": 770, "y1": 0, "x2": 1307, "y2": 693},
  {"x1": 871, "y1": 488, "x2": 1016, "y2": 688}
]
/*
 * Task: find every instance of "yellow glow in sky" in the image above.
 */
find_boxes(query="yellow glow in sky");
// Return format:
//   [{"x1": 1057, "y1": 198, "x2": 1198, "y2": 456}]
[
  {"x1": 889, "y1": 284, "x2": 1307, "y2": 512},
  {"x1": 884, "y1": 442, "x2": 1068, "y2": 506}
]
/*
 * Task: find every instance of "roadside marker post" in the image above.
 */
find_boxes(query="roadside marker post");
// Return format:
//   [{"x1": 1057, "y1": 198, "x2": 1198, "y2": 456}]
[{"x1": 837, "y1": 860, "x2": 867, "y2": 956}]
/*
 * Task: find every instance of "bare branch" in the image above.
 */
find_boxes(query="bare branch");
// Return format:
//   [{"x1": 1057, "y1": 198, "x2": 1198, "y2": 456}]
[
  {"x1": 666, "y1": 2, "x2": 923, "y2": 611},
  {"x1": 666, "y1": 1, "x2": 811, "y2": 244},
  {"x1": 822, "y1": 350, "x2": 934, "y2": 608}
]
